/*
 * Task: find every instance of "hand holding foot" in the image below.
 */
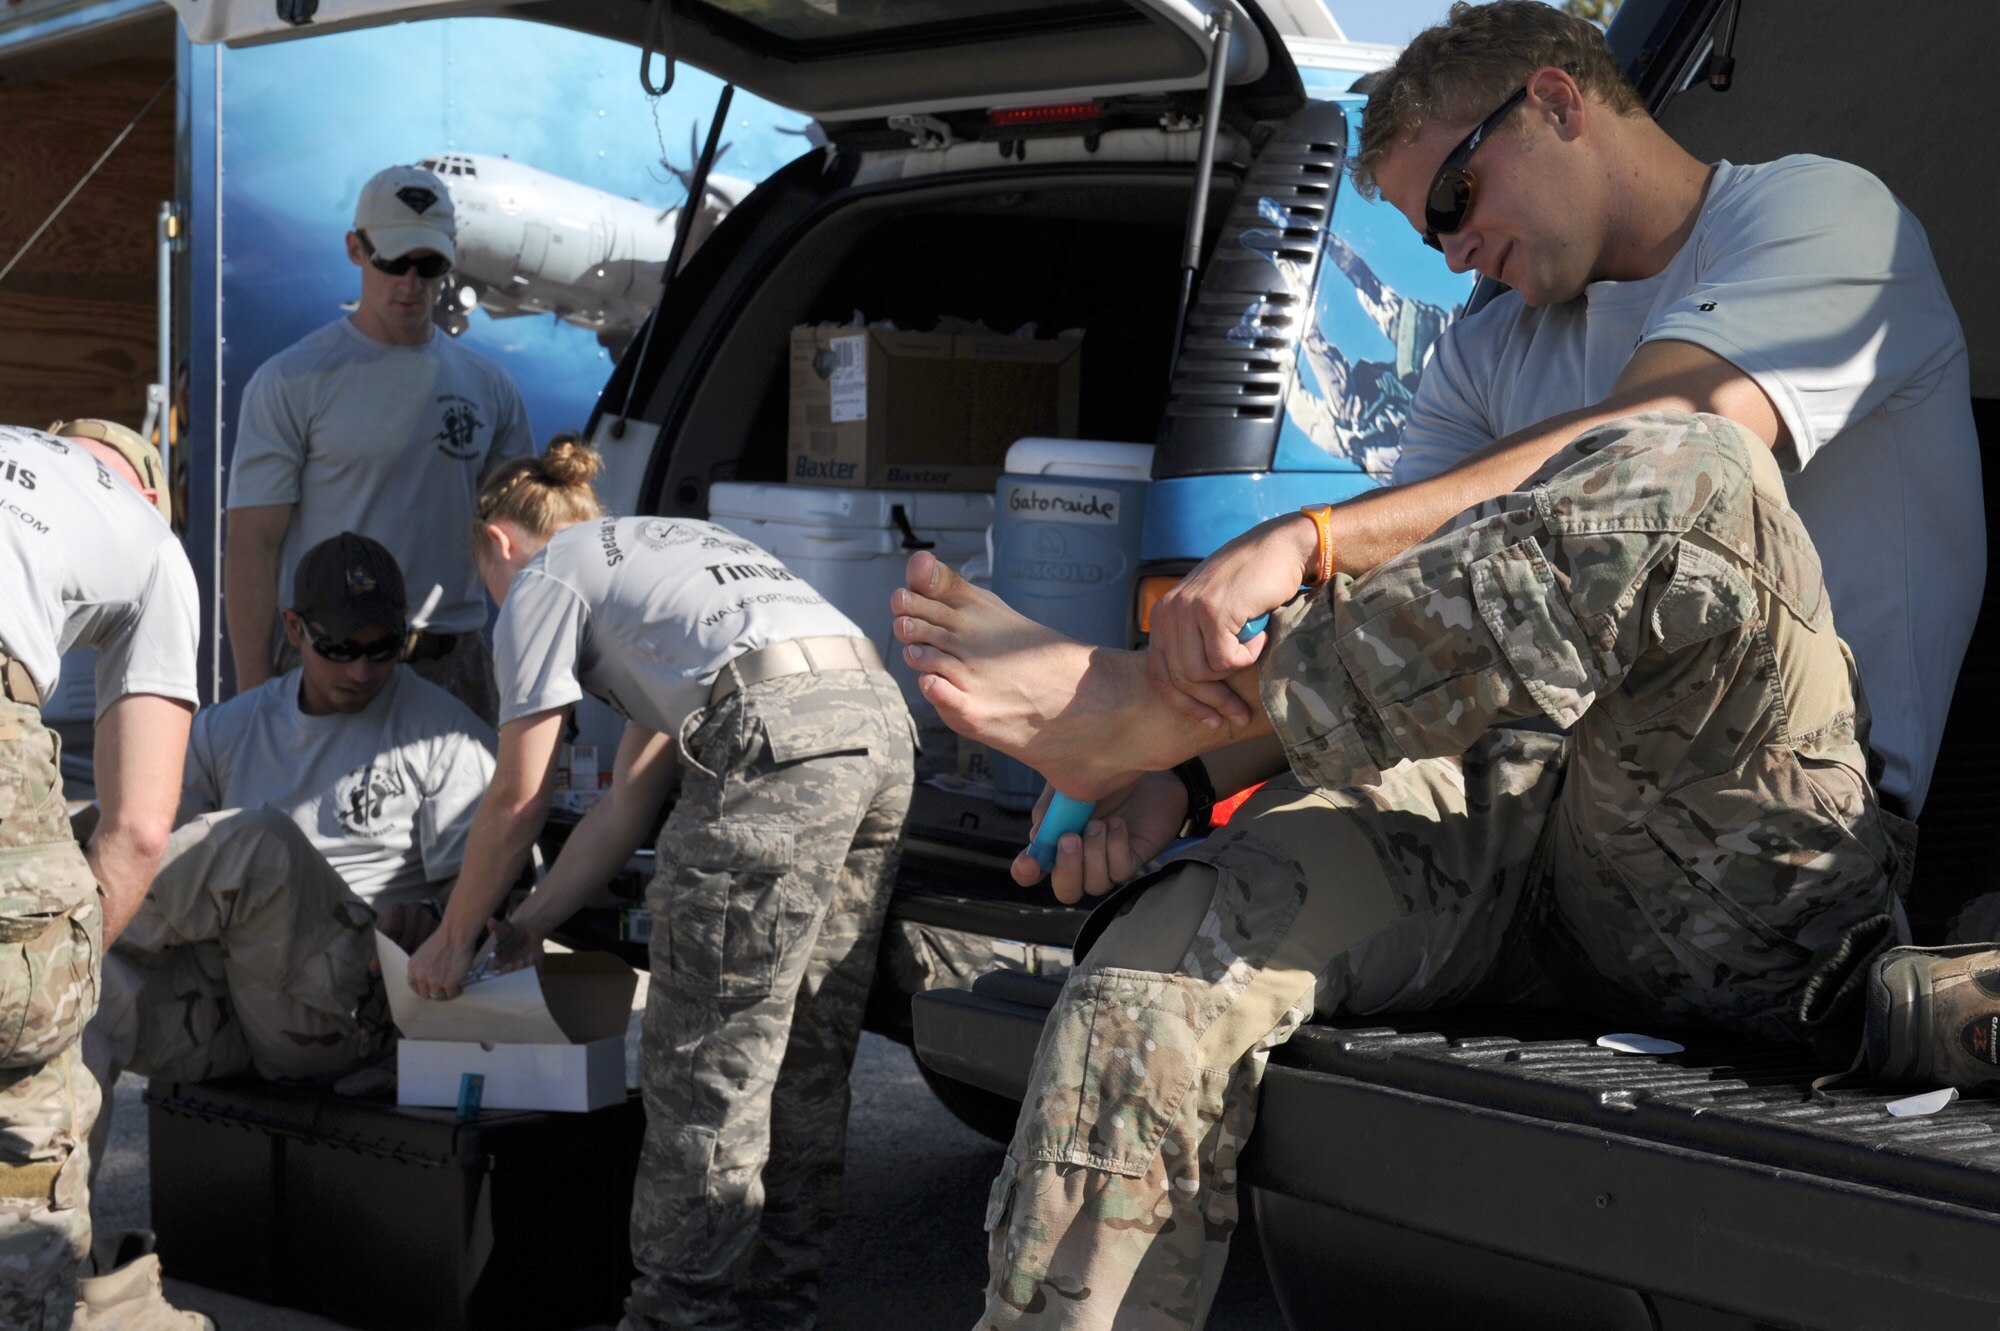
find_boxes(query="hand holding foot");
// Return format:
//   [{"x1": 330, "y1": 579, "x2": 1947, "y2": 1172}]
[{"x1": 1147, "y1": 511, "x2": 1320, "y2": 725}]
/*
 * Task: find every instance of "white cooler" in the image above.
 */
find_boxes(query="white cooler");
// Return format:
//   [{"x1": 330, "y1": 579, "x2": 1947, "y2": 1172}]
[{"x1": 706, "y1": 482, "x2": 993, "y2": 719}]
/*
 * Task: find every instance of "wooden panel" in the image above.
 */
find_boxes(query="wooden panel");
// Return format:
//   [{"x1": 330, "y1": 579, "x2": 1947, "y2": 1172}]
[{"x1": 0, "y1": 51, "x2": 174, "y2": 429}]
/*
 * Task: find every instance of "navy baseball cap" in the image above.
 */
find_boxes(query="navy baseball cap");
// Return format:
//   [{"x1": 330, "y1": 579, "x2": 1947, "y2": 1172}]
[{"x1": 291, "y1": 532, "x2": 408, "y2": 641}]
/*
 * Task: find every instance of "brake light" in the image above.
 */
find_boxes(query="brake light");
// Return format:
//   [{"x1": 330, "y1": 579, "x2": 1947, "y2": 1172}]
[
  {"x1": 989, "y1": 101, "x2": 1102, "y2": 128},
  {"x1": 1136, "y1": 575, "x2": 1179, "y2": 635}
]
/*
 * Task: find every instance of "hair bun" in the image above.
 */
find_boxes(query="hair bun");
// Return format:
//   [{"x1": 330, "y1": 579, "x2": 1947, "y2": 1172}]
[{"x1": 540, "y1": 437, "x2": 603, "y2": 489}]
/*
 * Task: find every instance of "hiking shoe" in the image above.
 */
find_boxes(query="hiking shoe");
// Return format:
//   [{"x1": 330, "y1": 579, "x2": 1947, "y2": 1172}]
[
  {"x1": 75, "y1": 1230, "x2": 215, "y2": 1330},
  {"x1": 1866, "y1": 943, "x2": 2000, "y2": 1089}
]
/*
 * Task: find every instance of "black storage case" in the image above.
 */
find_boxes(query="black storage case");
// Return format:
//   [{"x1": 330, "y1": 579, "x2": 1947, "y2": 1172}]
[{"x1": 145, "y1": 1077, "x2": 644, "y2": 1330}]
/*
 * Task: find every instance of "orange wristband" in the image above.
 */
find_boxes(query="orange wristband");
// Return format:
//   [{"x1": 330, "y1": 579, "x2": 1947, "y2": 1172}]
[{"x1": 1299, "y1": 504, "x2": 1335, "y2": 585}]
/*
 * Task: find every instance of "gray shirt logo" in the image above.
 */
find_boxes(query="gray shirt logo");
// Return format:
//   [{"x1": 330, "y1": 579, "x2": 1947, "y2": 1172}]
[
  {"x1": 337, "y1": 761, "x2": 409, "y2": 834},
  {"x1": 433, "y1": 395, "x2": 487, "y2": 460}
]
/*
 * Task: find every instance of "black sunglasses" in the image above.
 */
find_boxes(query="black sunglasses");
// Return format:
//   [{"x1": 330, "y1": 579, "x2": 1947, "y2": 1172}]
[
  {"x1": 309, "y1": 625, "x2": 405, "y2": 665},
  {"x1": 356, "y1": 230, "x2": 452, "y2": 280},
  {"x1": 1423, "y1": 86, "x2": 1529, "y2": 251}
]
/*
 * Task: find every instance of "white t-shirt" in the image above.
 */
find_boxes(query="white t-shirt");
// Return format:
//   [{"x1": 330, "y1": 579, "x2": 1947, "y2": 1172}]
[
  {"x1": 0, "y1": 425, "x2": 200, "y2": 714},
  {"x1": 1394, "y1": 157, "x2": 1981, "y2": 816},
  {"x1": 492, "y1": 517, "x2": 867, "y2": 733},
  {"x1": 227, "y1": 319, "x2": 535, "y2": 635},
  {"x1": 180, "y1": 666, "x2": 496, "y2": 908}
]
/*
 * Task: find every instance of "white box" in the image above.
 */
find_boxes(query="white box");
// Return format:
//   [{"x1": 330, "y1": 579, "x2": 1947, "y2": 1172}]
[
  {"x1": 707, "y1": 482, "x2": 993, "y2": 719},
  {"x1": 394, "y1": 952, "x2": 636, "y2": 1113},
  {"x1": 398, "y1": 1032, "x2": 627, "y2": 1113}
]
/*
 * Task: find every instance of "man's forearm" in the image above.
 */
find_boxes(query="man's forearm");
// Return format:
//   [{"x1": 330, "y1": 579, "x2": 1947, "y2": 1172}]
[
  {"x1": 1333, "y1": 401, "x2": 1620, "y2": 577},
  {"x1": 224, "y1": 567, "x2": 278, "y2": 689},
  {"x1": 224, "y1": 513, "x2": 288, "y2": 690},
  {"x1": 1336, "y1": 341, "x2": 1788, "y2": 579},
  {"x1": 90, "y1": 694, "x2": 193, "y2": 944},
  {"x1": 89, "y1": 825, "x2": 170, "y2": 941}
]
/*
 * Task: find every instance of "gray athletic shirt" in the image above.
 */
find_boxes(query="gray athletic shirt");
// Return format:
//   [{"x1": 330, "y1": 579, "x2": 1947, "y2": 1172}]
[
  {"x1": 0, "y1": 425, "x2": 199, "y2": 714},
  {"x1": 181, "y1": 666, "x2": 496, "y2": 908},
  {"x1": 227, "y1": 319, "x2": 535, "y2": 634},
  {"x1": 1395, "y1": 157, "x2": 1981, "y2": 816},
  {"x1": 493, "y1": 517, "x2": 866, "y2": 733}
]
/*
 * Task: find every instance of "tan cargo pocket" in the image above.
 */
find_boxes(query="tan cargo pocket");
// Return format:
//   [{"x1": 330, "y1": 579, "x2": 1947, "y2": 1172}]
[
  {"x1": 652, "y1": 812, "x2": 797, "y2": 999},
  {"x1": 757, "y1": 706, "x2": 873, "y2": 765},
  {"x1": 1470, "y1": 539, "x2": 1604, "y2": 729},
  {"x1": 1650, "y1": 541, "x2": 1757, "y2": 655},
  {"x1": 0, "y1": 908, "x2": 100, "y2": 1070},
  {"x1": 983, "y1": 1158, "x2": 1019, "y2": 1233},
  {"x1": 1018, "y1": 967, "x2": 1204, "y2": 1178}
]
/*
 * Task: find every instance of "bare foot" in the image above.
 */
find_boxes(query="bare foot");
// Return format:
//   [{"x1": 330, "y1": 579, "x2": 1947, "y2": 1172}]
[{"x1": 890, "y1": 552, "x2": 1259, "y2": 800}]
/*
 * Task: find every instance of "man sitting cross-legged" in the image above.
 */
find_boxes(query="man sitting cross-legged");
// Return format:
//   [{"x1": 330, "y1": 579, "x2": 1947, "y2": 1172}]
[
  {"x1": 81, "y1": 532, "x2": 495, "y2": 1174},
  {"x1": 890, "y1": 4, "x2": 1979, "y2": 1327}
]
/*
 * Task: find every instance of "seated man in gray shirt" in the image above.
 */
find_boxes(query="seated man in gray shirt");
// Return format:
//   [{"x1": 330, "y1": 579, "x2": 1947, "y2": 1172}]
[{"x1": 81, "y1": 532, "x2": 495, "y2": 1170}]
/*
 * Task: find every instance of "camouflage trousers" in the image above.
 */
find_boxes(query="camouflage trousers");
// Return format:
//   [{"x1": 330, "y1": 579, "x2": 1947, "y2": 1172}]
[
  {"x1": 277, "y1": 629, "x2": 498, "y2": 725},
  {"x1": 626, "y1": 666, "x2": 915, "y2": 1331},
  {"x1": 982, "y1": 412, "x2": 1911, "y2": 1329},
  {"x1": 0, "y1": 700, "x2": 104, "y2": 1329},
  {"x1": 81, "y1": 807, "x2": 386, "y2": 1169}
]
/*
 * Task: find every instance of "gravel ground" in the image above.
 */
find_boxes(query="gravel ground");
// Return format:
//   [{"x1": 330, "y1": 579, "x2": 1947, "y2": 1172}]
[{"x1": 94, "y1": 974, "x2": 1285, "y2": 1330}]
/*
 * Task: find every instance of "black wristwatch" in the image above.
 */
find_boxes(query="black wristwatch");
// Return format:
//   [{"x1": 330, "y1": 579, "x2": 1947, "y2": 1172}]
[{"x1": 1172, "y1": 757, "x2": 1217, "y2": 838}]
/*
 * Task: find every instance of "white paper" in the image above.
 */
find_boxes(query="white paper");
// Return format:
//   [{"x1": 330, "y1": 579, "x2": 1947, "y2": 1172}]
[
  {"x1": 1597, "y1": 1033, "x2": 1687, "y2": 1055},
  {"x1": 829, "y1": 334, "x2": 867, "y2": 423},
  {"x1": 1887, "y1": 1087, "x2": 1959, "y2": 1117},
  {"x1": 376, "y1": 932, "x2": 570, "y2": 1045}
]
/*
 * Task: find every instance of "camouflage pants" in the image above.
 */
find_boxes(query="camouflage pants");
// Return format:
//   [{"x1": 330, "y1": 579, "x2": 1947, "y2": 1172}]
[
  {"x1": 625, "y1": 666, "x2": 915, "y2": 1331},
  {"x1": 0, "y1": 700, "x2": 104, "y2": 1329},
  {"x1": 277, "y1": 629, "x2": 498, "y2": 725},
  {"x1": 81, "y1": 806, "x2": 385, "y2": 1167},
  {"x1": 982, "y1": 412, "x2": 1910, "y2": 1329}
]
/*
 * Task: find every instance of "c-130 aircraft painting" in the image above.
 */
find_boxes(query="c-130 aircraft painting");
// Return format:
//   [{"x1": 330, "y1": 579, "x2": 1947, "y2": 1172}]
[{"x1": 414, "y1": 142, "x2": 763, "y2": 356}]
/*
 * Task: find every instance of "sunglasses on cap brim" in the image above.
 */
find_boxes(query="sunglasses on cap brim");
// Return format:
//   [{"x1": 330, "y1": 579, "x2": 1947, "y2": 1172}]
[
  {"x1": 356, "y1": 231, "x2": 451, "y2": 280},
  {"x1": 1423, "y1": 86, "x2": 1530, "y2": 251}
]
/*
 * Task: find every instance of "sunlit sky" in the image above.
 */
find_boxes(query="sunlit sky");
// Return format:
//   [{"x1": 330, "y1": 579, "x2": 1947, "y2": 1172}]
[{"x1": 1335, "y1": 0, "x2": 1536, "y2": 45}]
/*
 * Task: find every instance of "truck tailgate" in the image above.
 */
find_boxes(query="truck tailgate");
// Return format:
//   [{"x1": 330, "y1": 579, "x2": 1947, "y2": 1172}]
[{"x1": 912, "y1": 984, "x2": 2000, "y2": 1327}]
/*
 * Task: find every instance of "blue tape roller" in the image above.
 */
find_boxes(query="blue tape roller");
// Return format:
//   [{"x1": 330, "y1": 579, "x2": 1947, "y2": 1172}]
[{"x1": 1025, "y1": 612, "x2": 1272, "y2": 872}]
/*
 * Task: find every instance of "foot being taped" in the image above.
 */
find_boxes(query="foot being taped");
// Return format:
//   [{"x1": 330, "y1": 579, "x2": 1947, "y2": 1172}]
[{"x1": 1025, "y1": 613, "x2": 1272, "y2": 872}]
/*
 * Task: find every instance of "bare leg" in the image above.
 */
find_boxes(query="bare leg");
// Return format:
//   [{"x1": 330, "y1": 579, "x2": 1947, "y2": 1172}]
[{"x1": 890, "y1": 552, "x2": 1266, "y2": 800}]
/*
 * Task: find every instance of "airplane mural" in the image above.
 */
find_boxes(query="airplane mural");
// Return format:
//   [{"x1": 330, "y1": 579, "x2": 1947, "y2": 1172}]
[{"x1": 415, "y1": 147, "x2": 758, "y2": 355}]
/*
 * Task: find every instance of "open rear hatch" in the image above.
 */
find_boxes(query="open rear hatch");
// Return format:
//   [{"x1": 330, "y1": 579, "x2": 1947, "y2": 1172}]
[{"x1": 165, "y1": 0, "x2": 1299, "y2": 126}]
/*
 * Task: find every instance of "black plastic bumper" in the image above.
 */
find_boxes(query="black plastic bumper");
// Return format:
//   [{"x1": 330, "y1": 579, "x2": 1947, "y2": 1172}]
[{"x1": 911, "y1": 984, "x2": 2000, "y2": 1328}]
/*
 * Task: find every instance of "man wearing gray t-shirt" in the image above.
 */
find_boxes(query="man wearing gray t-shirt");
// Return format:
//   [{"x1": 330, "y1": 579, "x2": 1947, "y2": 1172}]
[
  {"x1": 83, "y1": 533, "x2": 495, "y2": 1179},
  {"x1": 893, "y1": 6, "x2": 1978, "y2": 1325},
  {"x1": 224, "y1": 164, "x2": 534, "y2": 722}
]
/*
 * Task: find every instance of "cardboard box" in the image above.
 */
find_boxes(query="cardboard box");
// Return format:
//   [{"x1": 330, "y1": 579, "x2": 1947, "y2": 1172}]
[
  {"x1": 386, "y1": 946, "x2": 637, "y2": 1113},
  {"x1": 788, "y1": 324, "x2": 1082, "y2": 490},
  {"x1": 551, "y1": 741, "x2": 612, "y2": 816}
]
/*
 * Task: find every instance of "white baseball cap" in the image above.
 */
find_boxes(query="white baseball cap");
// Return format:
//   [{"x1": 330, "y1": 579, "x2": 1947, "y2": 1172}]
[{"x1": 352, "y1": 165, "x2": 456, "y2": 263}]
